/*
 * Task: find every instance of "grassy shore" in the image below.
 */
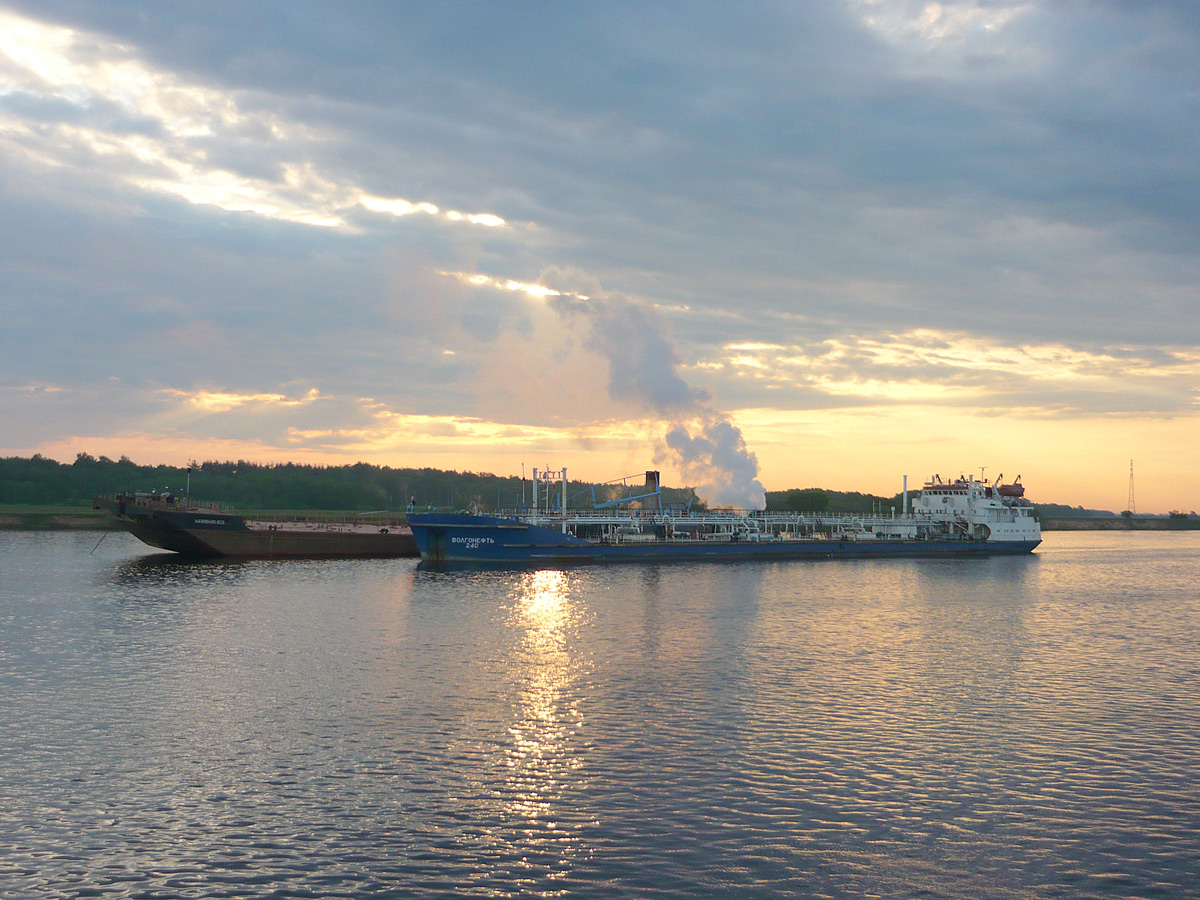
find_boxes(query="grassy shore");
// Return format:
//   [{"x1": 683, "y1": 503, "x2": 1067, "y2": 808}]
[
  {"x1": 6, "y1": 505, "x2": 1198, "y2": 533},
  {"x1": 0, "y1": 505, "x2": 120, "y2": 531},
  {"x1": 1042, "y1": 517, "x2": 1200, "y2": 531},
  {"x1": 0, "y1": 504, "x2": 411, "y2": 531}
]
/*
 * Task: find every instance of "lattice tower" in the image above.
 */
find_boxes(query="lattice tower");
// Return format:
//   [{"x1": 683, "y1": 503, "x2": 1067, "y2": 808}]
[{"x1": 1128, "y1": 459, "x2": 1136, "y2": 514}]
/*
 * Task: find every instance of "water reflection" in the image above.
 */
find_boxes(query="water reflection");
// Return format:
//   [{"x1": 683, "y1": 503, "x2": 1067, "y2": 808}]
[
  {"x1": 8, "y1": 533, "x2": 1199, "y2": 897},
  {"x1": 108, "y1": 553, "x2": 252, "y2": 590},
  {"x1": 501, "y1": 569, "x2": 590, "y2": 878}
]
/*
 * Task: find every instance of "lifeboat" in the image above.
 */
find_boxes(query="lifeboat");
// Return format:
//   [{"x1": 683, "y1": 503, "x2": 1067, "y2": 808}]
[{"x1": 997, "y1": 476, "x2": 1025, "y2": 498}]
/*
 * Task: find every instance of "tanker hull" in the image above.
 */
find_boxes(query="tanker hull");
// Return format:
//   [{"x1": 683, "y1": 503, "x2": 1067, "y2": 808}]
[{"x1": 409, "y1": 513, "x2": 1040, "y2": 566}]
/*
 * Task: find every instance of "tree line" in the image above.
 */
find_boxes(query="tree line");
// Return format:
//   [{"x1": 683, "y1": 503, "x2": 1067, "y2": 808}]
[
  {"x1": 1, "y1": 454, "x2": 697, "y2": 512},
  {"x1": 1, "y1": 453, "x2": 910, "y2": 514}
]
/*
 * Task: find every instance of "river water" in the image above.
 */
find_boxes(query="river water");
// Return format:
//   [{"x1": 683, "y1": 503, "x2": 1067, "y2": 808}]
[{"x1": 1, "y1": 530, "x2": 1198, "y2": 898}]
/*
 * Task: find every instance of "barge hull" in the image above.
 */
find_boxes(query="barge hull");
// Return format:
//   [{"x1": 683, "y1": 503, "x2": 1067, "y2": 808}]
[
  {"x1": 97, "y1": 496, "x2": 417, "y2": 559},
  {"x1": 191, "y1": 528, "x2": 416, "y2": 559}
]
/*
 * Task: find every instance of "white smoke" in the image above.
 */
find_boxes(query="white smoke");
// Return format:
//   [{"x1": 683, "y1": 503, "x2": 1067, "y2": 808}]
[
  {"x1": 540, "y1": 266, "x2": 766, "y2": 510},
  {"x1": 664, "y1": 417, "x2": 766, "y2": 510}
]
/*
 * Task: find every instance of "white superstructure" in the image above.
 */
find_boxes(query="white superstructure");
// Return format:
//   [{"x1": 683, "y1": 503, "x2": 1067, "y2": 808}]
[{"x1": 909, "y1": 474, "x2": 1042, "y2": 544}]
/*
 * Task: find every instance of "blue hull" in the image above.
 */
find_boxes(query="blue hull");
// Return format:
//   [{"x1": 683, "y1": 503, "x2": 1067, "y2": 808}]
[{"x1": 408, "y1": 513, "x2": 1040, "y2": 565}]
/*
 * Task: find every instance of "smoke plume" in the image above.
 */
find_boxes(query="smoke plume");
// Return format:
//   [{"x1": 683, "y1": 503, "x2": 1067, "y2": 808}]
[
  {"x1": 664, "y1": 417, "x2": 765, "y2": 509},
  {"x1": 540, "y1": 267, "x2": 766, "y2": 510}
]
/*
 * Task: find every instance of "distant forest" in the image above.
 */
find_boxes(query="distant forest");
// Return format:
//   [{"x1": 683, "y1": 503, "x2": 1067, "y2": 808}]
[
  {"x1": 2, "y1": 453, "x2": 637, "y2": 512},
  {"x1": 5, "y1": 453, "x2": 1126, "y2": 517},
  {"x1": 1, "y1": 453, "x2": 920, "y2": 514}
]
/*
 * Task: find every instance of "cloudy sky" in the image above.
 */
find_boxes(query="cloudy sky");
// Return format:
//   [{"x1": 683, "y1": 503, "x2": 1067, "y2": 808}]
[{"x1": 2, "y1": 1, "x2": 1197, "y2": 510}]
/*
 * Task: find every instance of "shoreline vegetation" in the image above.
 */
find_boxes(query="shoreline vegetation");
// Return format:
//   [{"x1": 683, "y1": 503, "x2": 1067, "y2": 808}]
[
  {"x1": 1042, "y1": 517, "x2": 1200, "y2": 531},
  {"x1": 1, "y1": 454, "x2": 1195, "y2": 531},
  {"x1": 0, "y1": 507, "x2": 117, "y2": 531},
  {"x1": 4, "y1": 507, "x2": 1198, "y2": 532}
]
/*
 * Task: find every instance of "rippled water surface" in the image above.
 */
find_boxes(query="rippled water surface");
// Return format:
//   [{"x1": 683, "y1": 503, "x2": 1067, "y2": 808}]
[{"x1": 2, "y1": 530, "x2": 1199, "y2": 898}]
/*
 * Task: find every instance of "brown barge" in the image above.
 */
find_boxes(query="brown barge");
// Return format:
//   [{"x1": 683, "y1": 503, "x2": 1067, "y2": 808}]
[{"x1": 94, "y1": 492, "x2": 418, "y2": 559}]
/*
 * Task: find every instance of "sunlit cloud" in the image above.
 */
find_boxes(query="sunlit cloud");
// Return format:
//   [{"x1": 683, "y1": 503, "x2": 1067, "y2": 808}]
[
  {"x1": 438, "y1": 268, "x2": 691, "y2": 315},
  {"x1": 339, "y1": 406, "x2": 659, "y2": 453},
  {"x1": 441, "y1": 271, "x2": 703, "y2": 321},
  {"x1": 156, "y1": 385, "x2": 662, "y2": 456},
  {"x1": 359, "y1": 194, "x2": 506, "y2": 227},
  {"x1": 358, "y1": 195, "x2": 441, "y2": 218},
  {"x1": 0, "y1": 9, "x2": 242, "y2": 136},
  {"x1": 0, "y1": 8, "x2": 506, "y2": 231},
  {"x1": 51, "y1": 385, "x2": 665, "y2": 470},
  {"x1": 725, "y1": 342, "x2": 787, "y2": 352},
  {"x1": 705, "y1": 330, "x2": 1200, "y2": 414},
  {"x1": 139, "y1": 158, "x2": 350, "y2": 228},
  {"x1": 444, "y1": 210, "x2": 506, "y2": 227},
  {"x1": 159, "y1": 387, "x2": 323, "y2": 413},
  {"x1": 3, "y1": 382, "x2": 65, "y2": 393},
  {"x1": 440, "y1": 270, "x2": 575, "y2": 300},
  {"x1": 847, "y1": 0, "x2": 1030, "y2": 44}
]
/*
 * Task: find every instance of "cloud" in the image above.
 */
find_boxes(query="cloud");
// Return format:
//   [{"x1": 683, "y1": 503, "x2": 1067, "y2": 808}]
[
  {"x1": 492, "y1": 266, "x2": 766, "y2": 508},
  {"x1": 848, "y1": 0, "x2": 1033, "y2": 48},
  {"x1": 539, "y1": 266, "x2": 708, "y2": 415},
  {"x1": 0, "y1": 8, "x2": 508, "y2": 231},
  {"x1": 700, "y1": 329, "x2": 1200, "y2": 417},
  {"x1": 158, "y1": 387, "x2": 323, "y2": 413}
]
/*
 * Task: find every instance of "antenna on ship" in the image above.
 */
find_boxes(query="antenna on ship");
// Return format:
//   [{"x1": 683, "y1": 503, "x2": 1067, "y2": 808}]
[
  {"x1": 1128, "y1": 459, "x2": 1136, "y2": 515},
  {"x1": 185, "y1": 459, "x2": 197, "y2": 507}
]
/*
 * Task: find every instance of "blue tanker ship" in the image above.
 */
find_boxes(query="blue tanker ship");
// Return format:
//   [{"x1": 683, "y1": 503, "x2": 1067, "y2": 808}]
[{"x1": 408, "y1": 467, "x2": 1041, "y2": 565}]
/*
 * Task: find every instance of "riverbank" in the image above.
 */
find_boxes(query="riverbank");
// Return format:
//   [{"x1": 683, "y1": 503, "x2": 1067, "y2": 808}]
[
  {"x1": 6, "y1": 506, "x2": 1198, "y2": 533},
  {"x1": 1043, "y1": 517, "x2": 1200, "y2": 531},
  {"x1": 0, "y1": 506, "x2": 119, "y2": 531},
  {"x1": 0, "y1": 504, "x2": 411, "y2": 532}
]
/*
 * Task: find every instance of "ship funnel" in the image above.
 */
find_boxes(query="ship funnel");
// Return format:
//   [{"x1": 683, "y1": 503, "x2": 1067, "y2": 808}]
[{"x1": 645, "y1": 470, "x2": 663, "y2": 513}]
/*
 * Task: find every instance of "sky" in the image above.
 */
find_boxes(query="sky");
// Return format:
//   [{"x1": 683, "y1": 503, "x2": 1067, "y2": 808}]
[{"x1": 1, "y1": 1, "x2": 1197, "y2": 511}]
